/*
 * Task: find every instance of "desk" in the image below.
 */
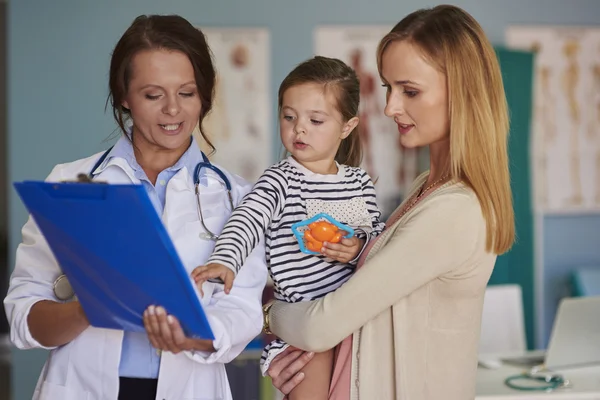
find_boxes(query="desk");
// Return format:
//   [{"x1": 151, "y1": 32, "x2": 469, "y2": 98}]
[{"x1": 476, "y1": 353, "x2": 600, "y2": 399}]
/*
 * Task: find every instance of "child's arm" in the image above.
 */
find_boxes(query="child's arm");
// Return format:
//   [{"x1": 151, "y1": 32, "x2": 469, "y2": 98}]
[
  {"x1": 359, "y1": 169, "x2": 386, "y2": 237},
  {"x1": 195, "y1": 167, "x2": 288, "y2": 285},
  {"x1": 323, "y1": 170, "x2": 383, "y2": 264},
  {"x1": 191, "y1": 263, "x2": 234, "y2": 294},
  {"x1": 335, "y1": 170, "x2": 385, "y2": 264}
]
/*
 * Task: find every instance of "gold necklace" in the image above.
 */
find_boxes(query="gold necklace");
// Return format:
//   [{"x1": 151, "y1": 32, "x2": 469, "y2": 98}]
[
  {"x1": 417, "y1": 174, "x2": 449, "y2": 197},
  {"x1": 391, "y1": 174, "x2": 450, "y2": 224}
]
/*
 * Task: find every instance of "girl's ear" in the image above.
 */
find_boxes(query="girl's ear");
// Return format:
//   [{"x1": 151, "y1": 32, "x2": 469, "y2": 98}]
[{"x1": 341, "y1": 116, "x2": 359, "y2": 139}]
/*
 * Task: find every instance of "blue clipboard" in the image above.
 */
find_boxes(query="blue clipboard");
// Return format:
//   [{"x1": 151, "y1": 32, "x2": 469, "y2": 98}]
[{"x1": 13, "y1": 180, "x2": 214, "y2": 340}]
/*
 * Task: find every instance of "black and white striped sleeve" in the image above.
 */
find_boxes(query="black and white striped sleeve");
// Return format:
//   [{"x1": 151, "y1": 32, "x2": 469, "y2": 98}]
[
  {"x1": 347, "y1": 170, "x2": 386, "y2": 265},
  {"x1": 361, "y1": 170, "x2": 386, "y2": 237},
  {"x1": 206, "y1": 167, "x2": 288, "y2": 274}
]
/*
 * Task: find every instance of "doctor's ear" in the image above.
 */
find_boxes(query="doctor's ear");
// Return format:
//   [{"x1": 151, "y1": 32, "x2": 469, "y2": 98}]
[
  {"x1": 121, "y1": 100, "x2": 130, "y2": 112},
  {"x1": 341, "y1": 116, "x2": 359, "y2": 139}
]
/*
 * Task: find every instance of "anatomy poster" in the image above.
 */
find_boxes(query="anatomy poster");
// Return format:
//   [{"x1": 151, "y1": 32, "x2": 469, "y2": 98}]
[
  {"x1": 315, "y1": 26, "x2": 428, "y2": 218},
  {"x1": 193, "y1": 27, "x2": 272, "y2": 183},
  {"x1": 506, "y1": 26, "x2": 600, "y2": 213}
]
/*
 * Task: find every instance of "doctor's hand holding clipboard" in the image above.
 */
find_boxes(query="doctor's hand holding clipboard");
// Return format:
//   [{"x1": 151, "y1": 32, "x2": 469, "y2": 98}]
[{"x1": 4, "y1": 14, "x2": 267, "y2": 400}]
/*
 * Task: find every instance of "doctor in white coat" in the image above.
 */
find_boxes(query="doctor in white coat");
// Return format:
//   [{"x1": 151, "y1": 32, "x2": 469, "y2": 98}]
[{"x1": 4, "y1": 15, "x2": 267, "y2": 400}]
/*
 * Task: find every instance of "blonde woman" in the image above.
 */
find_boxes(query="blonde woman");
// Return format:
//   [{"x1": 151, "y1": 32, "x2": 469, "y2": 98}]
[{"x1": 264, "y1": 5, "x2": 515, "y2": 400}]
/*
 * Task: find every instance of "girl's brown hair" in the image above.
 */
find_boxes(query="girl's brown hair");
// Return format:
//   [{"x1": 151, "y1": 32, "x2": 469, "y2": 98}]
[{"x1": 278, "y1": 56, "x2": 362, "y2": 167}]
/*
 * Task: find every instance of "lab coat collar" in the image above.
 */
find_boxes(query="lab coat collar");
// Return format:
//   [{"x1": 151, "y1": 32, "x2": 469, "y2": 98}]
[{"x1": 92, "y1": 133, "x2": 205, "y2": 183}]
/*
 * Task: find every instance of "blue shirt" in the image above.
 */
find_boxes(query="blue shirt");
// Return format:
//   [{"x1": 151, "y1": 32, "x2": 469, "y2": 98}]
[{"x1": 105, "y1": 135, "x2": 203, "y2": 378}]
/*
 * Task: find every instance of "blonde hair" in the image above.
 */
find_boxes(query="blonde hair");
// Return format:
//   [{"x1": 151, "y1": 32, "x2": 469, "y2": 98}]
[{"x1": 377, "y1": 5, "x2": 514, "y2": 254}]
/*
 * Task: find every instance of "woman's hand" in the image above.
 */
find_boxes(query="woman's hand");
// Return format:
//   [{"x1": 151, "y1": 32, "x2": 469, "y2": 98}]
[
  {"x1": 267, "y1": 347, "x2": 314, "y2": 398},
  {"x1": 143, "y1": 305, "x2": 215, "y2": 354}
]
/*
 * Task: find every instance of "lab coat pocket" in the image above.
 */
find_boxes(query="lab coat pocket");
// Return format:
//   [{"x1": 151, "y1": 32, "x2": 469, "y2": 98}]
[
  {"x1": 182, "y1": 216, "x2": 229, "y2": 304},
  {"x1": 190, "y1": 212, "x2": 230, "y2": 239},
  {"x1": 196, "y1": 189, "x2": 234, "y2": 218},
  {"x1": 37, "y1": 381, "x2": 90, "y2": 400},
  {"x1": 183, "y1": 214, "x2": 230, "y2": 262},
  {"x1": 172, "y1": 211, "x2": 229, "y2": 272}
]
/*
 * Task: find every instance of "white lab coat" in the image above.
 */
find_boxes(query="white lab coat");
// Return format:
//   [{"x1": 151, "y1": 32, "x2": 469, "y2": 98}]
[{"x1": 4, "y1": 151, "x2": 268, "y2": 400}]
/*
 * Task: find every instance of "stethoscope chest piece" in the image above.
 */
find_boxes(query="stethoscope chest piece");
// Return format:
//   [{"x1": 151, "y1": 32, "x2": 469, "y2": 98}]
[{"x1": 199, "y1": 231, "x2": 218, "y2": 241}]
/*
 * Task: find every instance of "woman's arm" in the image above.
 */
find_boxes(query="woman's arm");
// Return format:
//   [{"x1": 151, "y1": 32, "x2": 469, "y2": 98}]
[
  {"x1": 3, "y1": 214, "x2": 89, "y2": 350},
  {"x1": 3, "y1": 165, "x2": 91, "y2": 350},
  {"x1": 27, "y1": 300, "x2": 89, "y2": 347},
  {"x1": 269, "y1": 191, "x2": 484, "y2": 352}
]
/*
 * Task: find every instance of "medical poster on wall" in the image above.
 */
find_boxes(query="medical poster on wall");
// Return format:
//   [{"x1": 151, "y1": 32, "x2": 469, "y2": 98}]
[
  {"x1": 193, "y1": 27, "x2": 272, "y2": 183},
  {"x1": 315, "y1": 26, "x2": 428, "y2": 218},
  {"x1": 506, "y1": 26, "x2": 600, "y2": 213}
]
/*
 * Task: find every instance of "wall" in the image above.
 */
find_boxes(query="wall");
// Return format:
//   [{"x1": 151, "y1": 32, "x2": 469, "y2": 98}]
[
  {"x1": 7, "y1": 1, "x2": 600, "y2": 398},
  {"x1": 0, "y1": 1, "x2": 7, "y2": 335},
  {"x1": 489, "y1": 48, "x2": 535, "y2": 349},
  {"x1": 539, "y1": 213, "x2": 600, "y2": 347}
]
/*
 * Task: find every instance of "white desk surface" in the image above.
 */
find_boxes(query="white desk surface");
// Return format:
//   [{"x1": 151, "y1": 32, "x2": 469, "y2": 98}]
[{"x1": 476, "y1": 352, "x2": 600, "y2": 399}]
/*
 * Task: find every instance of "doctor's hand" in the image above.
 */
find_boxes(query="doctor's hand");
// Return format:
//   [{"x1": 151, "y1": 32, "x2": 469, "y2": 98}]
[
  {"x1": 191, "y1": 263, "x2": 235, "y2": 295},
  {"x1": 320, "y1": 235, "x2": 364, "y2": 264},
  {"x1": 143, "y1": 305, "x2": 215, "y2": 354}
]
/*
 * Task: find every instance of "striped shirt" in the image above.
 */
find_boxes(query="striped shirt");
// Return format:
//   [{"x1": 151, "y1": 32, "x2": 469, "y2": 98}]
[{"x1": 207, "y1": 156, "x2": 385, "y2": 302}]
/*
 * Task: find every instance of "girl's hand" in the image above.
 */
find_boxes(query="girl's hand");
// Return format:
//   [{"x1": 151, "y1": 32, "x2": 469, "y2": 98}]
[
  {"x1": 321, "y1": 235, "x2": 364, "y2": 263},
  {"x1": 191, "y1": 263, "x2": 235, "y2": 295}
]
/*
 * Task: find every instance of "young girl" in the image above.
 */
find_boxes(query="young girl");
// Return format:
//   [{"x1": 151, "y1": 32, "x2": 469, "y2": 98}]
[{"x1": 192, "y1": 56, "x2": 385, "y2": 399}]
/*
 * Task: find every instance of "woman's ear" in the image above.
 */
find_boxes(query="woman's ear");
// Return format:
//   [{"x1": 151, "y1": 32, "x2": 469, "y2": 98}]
[
  {"x1": 121, "y1": 100, "x2": 130, "y2": 111},
  {"x1": 341, "y1": 116, "x2": 359, "y2": 139}
]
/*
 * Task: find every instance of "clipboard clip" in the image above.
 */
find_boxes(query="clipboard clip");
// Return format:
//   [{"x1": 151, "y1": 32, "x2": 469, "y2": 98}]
[{"x1": 61, "y1": 174, "x2": 108, "y2": 184}]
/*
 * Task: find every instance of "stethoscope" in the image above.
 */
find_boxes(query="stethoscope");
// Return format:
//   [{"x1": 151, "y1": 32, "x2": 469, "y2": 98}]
[
  {"x1": 53, "y1": 145, "x2": 234, "y2": 300},
  {"x1": 192, "y1": 155, "x2": 234, "y2": 241},
  {"x1": 504, "y1": 365, "x2": 571, "y2": 392}
]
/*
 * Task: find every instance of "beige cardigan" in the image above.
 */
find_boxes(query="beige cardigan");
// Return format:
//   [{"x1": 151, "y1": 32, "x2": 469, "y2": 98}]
[{"x1": 270, "y1": 173, "x2": 496, "y2": 400}]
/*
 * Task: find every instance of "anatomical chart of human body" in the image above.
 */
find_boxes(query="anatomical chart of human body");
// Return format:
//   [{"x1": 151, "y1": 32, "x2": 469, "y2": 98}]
[
  {"x1": 315, "y1": 26, "x2": 427, "y2": 218},
  {"x1": 193, "y1": 28, "x2": 272, "y2": 183},
  {"x1": 507, "y1": 26, "x2": 600, "y2": 213}
]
